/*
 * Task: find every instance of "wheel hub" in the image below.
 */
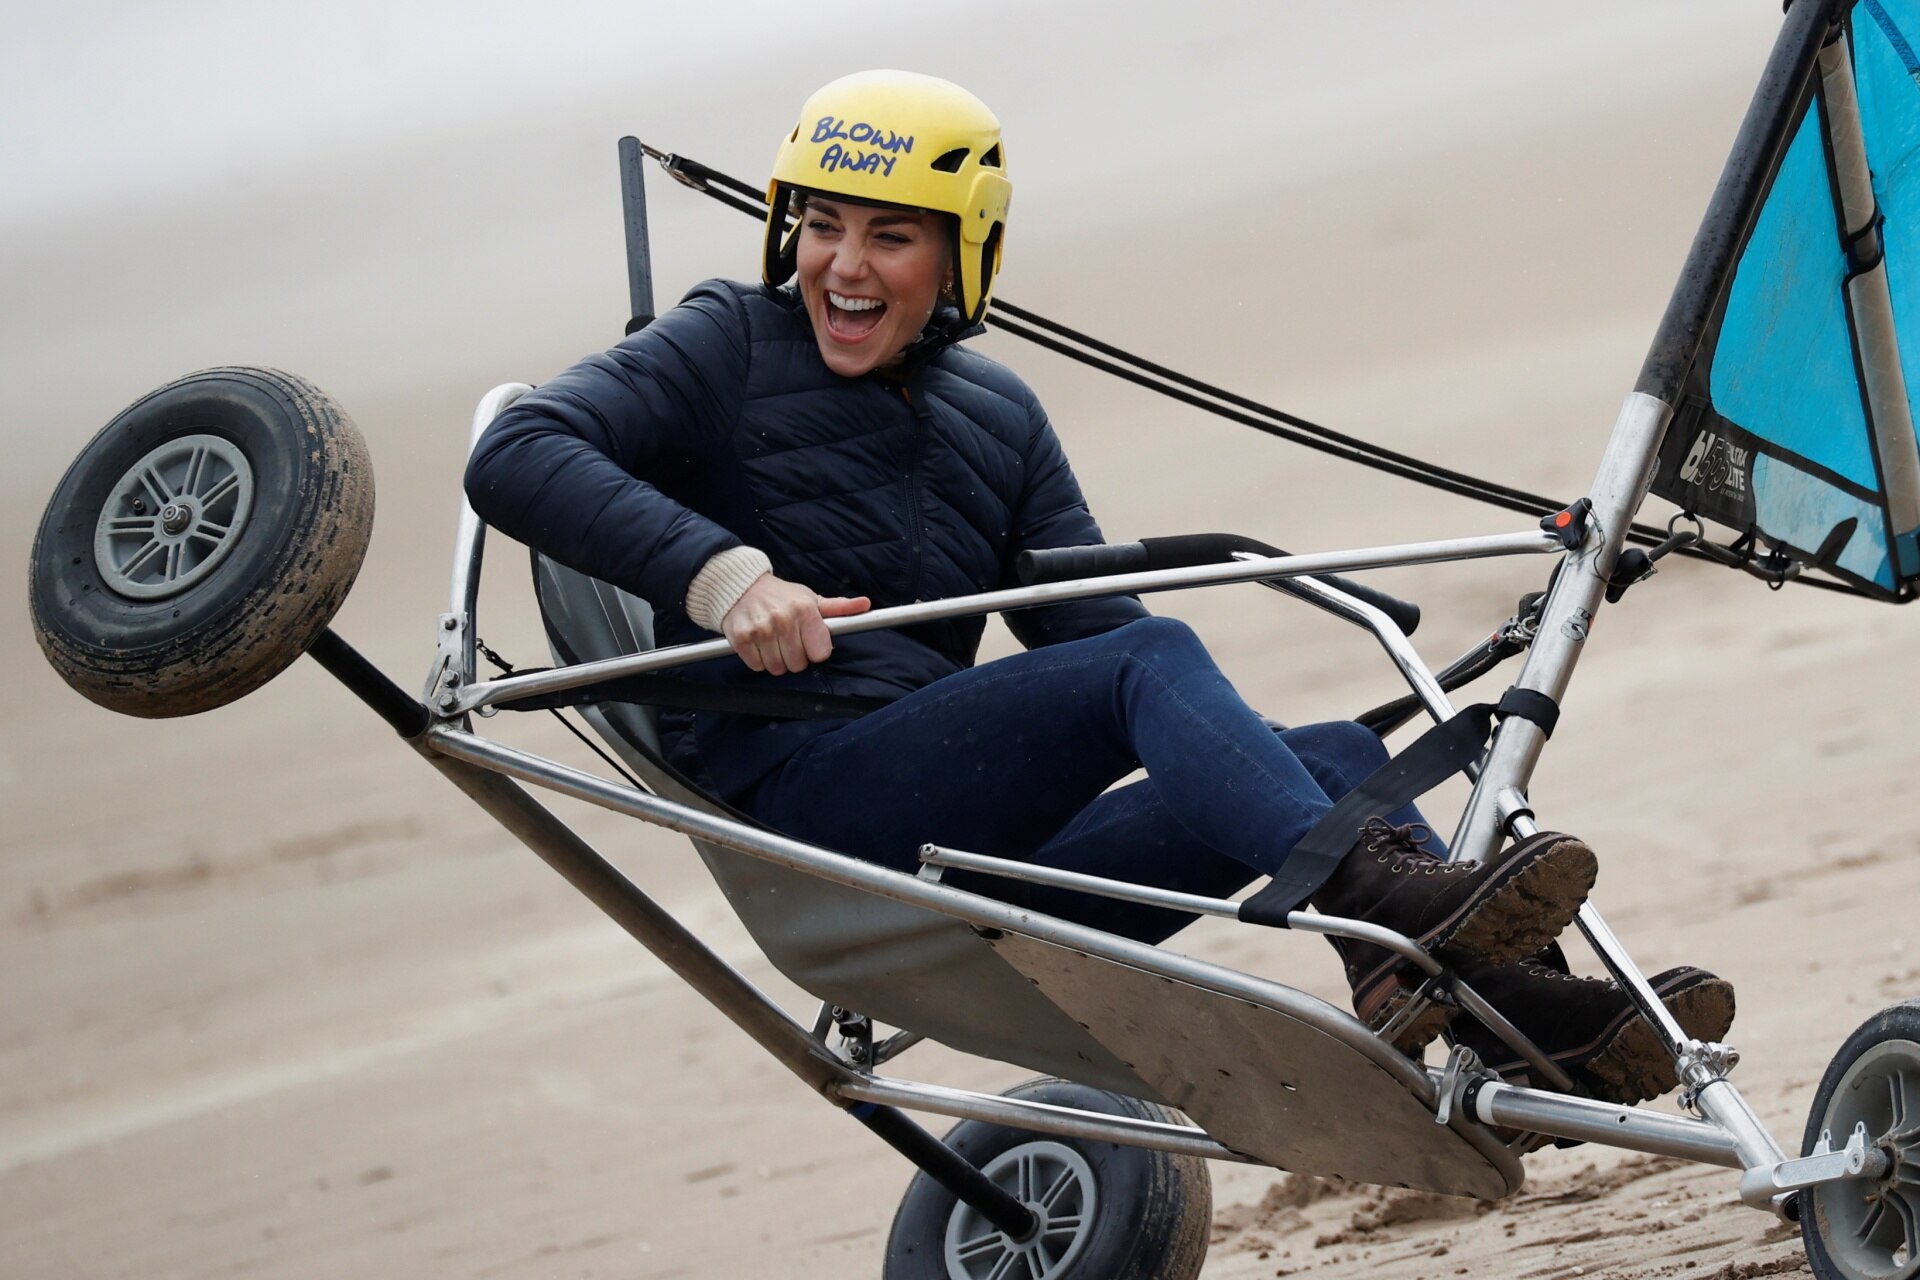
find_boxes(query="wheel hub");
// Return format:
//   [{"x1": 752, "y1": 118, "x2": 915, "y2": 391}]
[
  {"x1": 1813, "y1": 1038, "x2": 1920, "y2": 1279},
  {"x1": 944, "y1": 1142, "x2": 1098, "y2": 1279},
  {"x1": 93, "y1": 434, "x2": 254, "y2": 600}
]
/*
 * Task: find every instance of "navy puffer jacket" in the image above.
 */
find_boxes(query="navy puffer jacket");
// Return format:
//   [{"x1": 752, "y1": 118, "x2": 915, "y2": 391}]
[{"x1": 465, "y1": 279, "x2": 1147, "y2": 798}]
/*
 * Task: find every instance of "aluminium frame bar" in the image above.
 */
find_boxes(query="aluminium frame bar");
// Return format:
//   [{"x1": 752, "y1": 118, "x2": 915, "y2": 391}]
[
  {"x1": 1448, "y1": 0, "x2": 1844, "y2": 1185},
  {"x1": 917, "y1": 842, "x2": 1446, "y2": 977},
  {"x1": 1249, "y1": 566, "x2": 1460, "y2": 728},
  {"x1": 1819, "y1": 28, "x2": 1920, "y2": 534},
  {"x1": 421, "y1": 724, "x2": 1459, "y2": 1111},
  {"x1": 447, "y1": 383, "x2": 531, "y2": 688},
  {"x1": 420, "y1": 723, "x2": 1779, "y2": 1173},
  {"x1": 919, "y1": 841, "x2": 1577, "y2": 1093},
  {"x1": 839, "y1": 1078, "x2": 1248, "y2": 1163},
  {"x1": 444, "y1": 529, "x2": 1562, "y2": 716}
]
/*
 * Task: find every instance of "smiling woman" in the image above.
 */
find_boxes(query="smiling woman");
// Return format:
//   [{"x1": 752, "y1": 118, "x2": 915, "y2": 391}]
[
  {"x1": 462, "y1": 70, "x2": 1725, "y2": 1173},
  {"x1": 794, "y1": 198, "x2": 951, "y2": 377}
]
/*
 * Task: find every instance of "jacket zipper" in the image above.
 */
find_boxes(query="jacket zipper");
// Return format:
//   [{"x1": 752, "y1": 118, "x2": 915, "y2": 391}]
[{"x1": 900, "y1": 383, "x2": 932, "y2": 599}]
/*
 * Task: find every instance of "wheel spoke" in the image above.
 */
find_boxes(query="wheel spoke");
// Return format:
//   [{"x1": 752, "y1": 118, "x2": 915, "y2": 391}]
[
  {"x1": 1861, "y1": 1195, "x2": 1904, "y2": 1253},
  {"x1": 1038, "y1": 1164, "x2": 1077, "y2": 1210},
  {"x1": 1017, "y1": 1152, "x2": 1037, "y2": 1202},
  {"x1": 1042, "y1": 1215, "x2": 1083, "y2": 1235},
  {"x1": 1891, "y1": 1188, "x2": 1920, "y2": 1267},
  {"x1": 104, "y1": 515, "x2": 153, "y2": 535},
  {"x1": 182, "y1": 444, "x2": 207, "y2": 497},
  {"x1": 198, "y1": 470, "x2": 240, "y2": 509},
  {"x1": 119, "y1": 538, "x2": 165, "y2": 578},
  {"x1": 164, "y1": 542, "x2": 183, "y2": 582},
  {"x1": 985, "y1": 1251, "x2": 1017, "y2": 1280},
  {"x1": 190, "y1": 519, "x2": 231, "y2": 546},
  {"x1": 138, "y1": 464, "x2": 173, "y2": 506},
  {"x1": 954, "y1": 1230, "x2": 1006, "y2": 1260}
]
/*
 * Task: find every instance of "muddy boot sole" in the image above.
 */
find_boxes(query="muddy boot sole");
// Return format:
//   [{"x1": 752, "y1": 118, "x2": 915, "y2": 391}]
[
  {"x1": 1427, "y1": 833, "x2": 1598, "y2": 970},
  {"x1": 1581, "y1": 975, "x2": 1738, "y2": 1106}
]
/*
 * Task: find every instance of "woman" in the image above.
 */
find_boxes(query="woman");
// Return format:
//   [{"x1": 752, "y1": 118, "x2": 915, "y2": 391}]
[{"x1": 466, "y1": 70, "x2": 1732, "y2": 1103}]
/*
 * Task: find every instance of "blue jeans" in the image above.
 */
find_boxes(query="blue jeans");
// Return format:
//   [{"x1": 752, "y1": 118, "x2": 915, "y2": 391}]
[{"x1": 743, "y1": 616, "x2": 1419, "y2": 944}]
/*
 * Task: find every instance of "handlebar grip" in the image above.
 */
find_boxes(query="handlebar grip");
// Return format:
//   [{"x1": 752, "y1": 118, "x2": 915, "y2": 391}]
[
  {"x1": 1015, "y1": 542, "x2": 1151, "y2": 585},
  {"x1": 1138, "y1": 535, "x2": 1420, "y2": 635},
  {"x1": 1014, "y1": 534, "x2": 1421, "y2": 636}
]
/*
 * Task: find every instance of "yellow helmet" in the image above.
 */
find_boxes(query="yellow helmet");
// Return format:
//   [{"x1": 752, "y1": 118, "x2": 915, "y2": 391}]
[{"x1": 764, "y1": 70, "x2": 1012, "y2": 326}]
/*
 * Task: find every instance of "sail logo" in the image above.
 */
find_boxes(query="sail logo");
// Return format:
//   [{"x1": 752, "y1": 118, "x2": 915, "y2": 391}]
[
  {"x1": 1677, "y1": 429, "x2": 1749, "y2": 496},
  {"x1": 812, "y1": 117, "x2": 915, "y2": 179}
]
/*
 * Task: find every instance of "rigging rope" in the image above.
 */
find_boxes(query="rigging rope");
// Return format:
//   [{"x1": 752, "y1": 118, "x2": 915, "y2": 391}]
[{"x1": 640, "y1": 145, "x2": 1871, "y2": 599}]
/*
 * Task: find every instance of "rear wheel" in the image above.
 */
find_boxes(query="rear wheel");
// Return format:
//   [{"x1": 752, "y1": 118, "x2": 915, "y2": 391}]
[
  {"x1": 1801, "y1": 999, "x2": 1920, "y2": 1280},
  {"x1": 29, "y1": 366, "x2": 374, "y2": 717},
  {"x1": 882, "y1": 1078, "x2": 1211, "y2": 1280}
]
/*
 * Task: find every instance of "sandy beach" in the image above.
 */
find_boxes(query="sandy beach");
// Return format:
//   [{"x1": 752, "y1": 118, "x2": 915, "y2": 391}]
[{"x1": 5, "y1": 3, "x2": 1916, "y2": 1276}]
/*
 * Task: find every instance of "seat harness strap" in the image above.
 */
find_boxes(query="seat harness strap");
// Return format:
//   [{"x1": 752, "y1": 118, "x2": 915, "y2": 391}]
[{"x1": 1237, "y1": 687, "x2": 1561, "y2": 927}]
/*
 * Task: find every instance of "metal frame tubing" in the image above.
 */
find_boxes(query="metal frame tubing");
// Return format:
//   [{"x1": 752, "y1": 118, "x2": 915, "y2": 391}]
[
  {"x1": 1443, "y1": 0, "x2": 1841, "y2": 1183},
  {"x1": 309, "y1": 631, "x2": 1049, "y2": 1236},
  {"x1": 840, "y1": 1078, "x2": 1247, "y2": 1163},
  {"x1": 447, "y1": 529, "x2": 1561, "y2": 716},
  {"x1": 917, "y1": 843, "x2": 1445, "y2": 979},
  {"x1": 423, "y1": 746, "x2": 1049, "y2": 1236},
  {"x1": 1636, "y1": 0, "x2": 1843, "y2": 402},
  {"x1": 1820, "y1": 30, "x2": 1920, "y2": 531},
  {"x1": 445, "y1": 382, "x2": 531, "y2": 690},
  {"x1": 1451, "y1": 391, "x2": 1672, "y2": 863},
  {"x1": 421, "y1": 725, "x2": 1456, "y2": 1113},
  {"x1": 1251, "y1": 570, "x2": 1459, "y2": 727},
  {"x1": 1452, "y1": 0, "x2": 1840, "y2": 868},
  {"x1": 1470, "y1": 1081, "x2": 1743, "y2": 1169},
  {"x1": 426, "y1": 724, "x2": 1789, "y2": 1169},
  {"x1": 617, "y1": 136, "x2": 657, "y2": 323},
  {"x1": 310, "y1": 629, "x2": 1777, "y2": 1177}
]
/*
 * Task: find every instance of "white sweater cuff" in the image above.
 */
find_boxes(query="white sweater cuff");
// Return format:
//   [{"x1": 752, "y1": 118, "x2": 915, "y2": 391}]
[{"x1": 684, "y1": 546, "x2": 773, "y2": 632}]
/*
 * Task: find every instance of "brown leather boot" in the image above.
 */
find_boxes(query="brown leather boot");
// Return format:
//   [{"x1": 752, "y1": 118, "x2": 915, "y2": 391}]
[
  {"x1": 1450, "y1": 955, "x2": 1737, "y2": 1105},
  {"x1": 1315, "y1": 819, "x2": 1598, "y2": 1053}
]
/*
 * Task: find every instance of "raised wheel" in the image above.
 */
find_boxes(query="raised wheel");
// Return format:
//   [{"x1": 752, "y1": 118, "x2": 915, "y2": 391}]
[
  {"x1": 29, "y1": 367, "x2": 374, "y2": 717},
  {"x1": 1802, "y1": 998, "x2": 1920, "y2": 1280},
  {"x1": 882, "y1": 1078, "x2": 1210, "y2": 1280}
]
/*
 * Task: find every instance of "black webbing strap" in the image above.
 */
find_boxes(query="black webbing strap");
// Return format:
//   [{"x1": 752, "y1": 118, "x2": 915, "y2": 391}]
[
  {"x1": 494, "y1": 670, "x2": 894, "y2": 720},
  {"x1": 1237, "y1": 686, "x2": 1560, "y2": 927},
  {"x1": 632, "y1": 142, "x2": 1886, "y2": 601}
]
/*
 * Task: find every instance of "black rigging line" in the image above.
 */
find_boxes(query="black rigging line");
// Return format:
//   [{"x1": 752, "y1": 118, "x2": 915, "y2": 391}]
[{"x1": 637, "y1": 144, "x2": 1873, "y2": 599}]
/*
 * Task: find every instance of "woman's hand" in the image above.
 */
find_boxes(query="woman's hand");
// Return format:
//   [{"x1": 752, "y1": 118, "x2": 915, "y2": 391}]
[{"x1": 721, "y1": 575, "x2": 871, "y2": 675}]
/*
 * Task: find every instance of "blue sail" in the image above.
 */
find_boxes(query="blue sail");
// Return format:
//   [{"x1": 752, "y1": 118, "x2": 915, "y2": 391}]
[{"x1": 1653, "y1": 0, "x2": 1920, "y2": 596}]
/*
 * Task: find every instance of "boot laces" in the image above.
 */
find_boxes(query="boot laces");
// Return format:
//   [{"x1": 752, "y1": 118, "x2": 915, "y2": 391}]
[
  {"x1": 1360, "y1": 816, "x2": 1440, "y2": 864},
  {"x1": 1515, "y1": 956, "x2": 1612, "y2": 989}
]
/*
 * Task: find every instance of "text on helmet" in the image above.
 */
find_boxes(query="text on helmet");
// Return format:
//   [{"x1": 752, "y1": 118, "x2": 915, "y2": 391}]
[
  {"x1": 818, "y1": 142, "x2": 906, "y2": 178},
  {"x1": 811, "y1": 117, "x2": 916, "y2": 153}
]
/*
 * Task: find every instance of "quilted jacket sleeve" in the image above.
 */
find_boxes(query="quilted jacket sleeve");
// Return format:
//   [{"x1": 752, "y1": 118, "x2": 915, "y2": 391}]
[
  {"x1": 1002, "y1": 399, "x2": 1151, "y2": 649},
  {"x1": 464, "y1": 281, "x2": 750, "y2": 609}
]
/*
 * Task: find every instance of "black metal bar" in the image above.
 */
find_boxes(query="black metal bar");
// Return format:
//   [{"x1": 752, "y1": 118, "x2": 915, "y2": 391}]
[
  {"x1": 618, "y1": 136, "x2": 656, "y2": 324},
  {"x1": 306, "y1": 629, "x2": 429, "y2": 737},
  {"x1": 853, "y1": 1103, "x2": 1040, "y2": 1241},
  {"x1": 1636, "y1": 0, "x2": 1842, "y2": 402}
]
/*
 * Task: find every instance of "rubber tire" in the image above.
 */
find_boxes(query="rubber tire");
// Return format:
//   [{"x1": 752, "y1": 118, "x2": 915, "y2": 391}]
[
  {"x1": 29, "y1": 367, "x2": 374, "y2": 717},
  {"x1": 882, "y1": 1078, "x2": 1211, "y2": 1280},
  {"x1": 1801, "y1": 998, "x2": 1920, "y2": 1280}
]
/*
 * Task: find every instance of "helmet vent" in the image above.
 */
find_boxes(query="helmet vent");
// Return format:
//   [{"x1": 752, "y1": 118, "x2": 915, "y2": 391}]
[
  {"x1": 980, "y1": 143, "x2": 1002, "y2": 168},
  {"x1": 930, "y1": 147, "x2": 970, "y2": 174}
]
